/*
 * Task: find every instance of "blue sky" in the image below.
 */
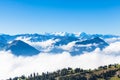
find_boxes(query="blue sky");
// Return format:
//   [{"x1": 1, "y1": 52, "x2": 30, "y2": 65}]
[{"x1": 0, "y1": 0, "x2": 120, "y2": 35}]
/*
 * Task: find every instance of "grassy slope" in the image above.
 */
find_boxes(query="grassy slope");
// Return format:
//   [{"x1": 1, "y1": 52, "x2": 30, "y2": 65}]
[
  {"x1": 10, "y1": 64, "x2": 120, "y2": 80},
  {"x1": 110, "y1": 77, "x2": 120, "y2": 80},
  {"x1": 56, "y1": 65, "x2": 120, "y2": 80}
]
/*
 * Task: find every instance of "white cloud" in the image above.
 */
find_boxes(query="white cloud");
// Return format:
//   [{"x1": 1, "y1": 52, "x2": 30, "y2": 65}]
[
  {"x1": 15, "y1": 37, "x2": 59, "y2": 51},
  {"x1": 1, "y1": 41, "x2": 120, "y2": 79},
  {"x1": 15, "y1": 36, "x2": 59, "y2": 48},
  {"x1": 27, "y1": 39, "x2": 59, "y2": 52},
  {"x1": 105, "y1": 37, "x2": 120, "y2": 43},
  {"x1": 103, "y1": 42, "x2": 120, "y2": 55},
  {"x1": 29, "y1": 39, "x2": 59, "y2": 48},
  {"x1": 59, "y1": 41, "x2": 76, "y2": 51}
]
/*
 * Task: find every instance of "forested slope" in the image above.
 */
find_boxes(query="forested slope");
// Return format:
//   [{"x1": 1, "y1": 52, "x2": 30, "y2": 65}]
[{"x1": 8, "y1": 64, "x2": 120, "y2": 80}]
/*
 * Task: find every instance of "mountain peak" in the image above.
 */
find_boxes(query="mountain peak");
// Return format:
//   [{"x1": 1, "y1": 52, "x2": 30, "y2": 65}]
[
  {"x1": 76, "y1": 37, "x2": 108, "y2": 45},
  {"x1": 6, "y1": 40, "x2": 40, "y2": 56}
]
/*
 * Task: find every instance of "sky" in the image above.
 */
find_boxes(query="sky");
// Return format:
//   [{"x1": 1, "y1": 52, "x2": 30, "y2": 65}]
[{"x1": 0, "y1": 0, "x2": 120, "y2": 35}]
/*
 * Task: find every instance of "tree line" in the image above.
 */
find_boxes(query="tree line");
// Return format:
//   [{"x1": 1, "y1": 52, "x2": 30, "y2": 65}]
[{"x1": 8, "y1": 64, "x2": 120, "y2": 80}]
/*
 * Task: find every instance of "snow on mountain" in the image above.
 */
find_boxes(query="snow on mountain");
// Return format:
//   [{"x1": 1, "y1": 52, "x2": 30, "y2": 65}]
[
  {"x1": 51, "y1": 32, "x2": 68, "y2": 36},
  {"x1": 50, "y1": 32, "x2": 82, "y2": 37},
  {"x1": 0, "y1": 32, "x2": 120, "y2": 56}
]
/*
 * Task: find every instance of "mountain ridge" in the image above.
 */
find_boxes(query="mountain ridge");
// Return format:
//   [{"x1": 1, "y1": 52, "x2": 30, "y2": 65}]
[{"x1": 0, "y1": 32, "x2": 119, "y2": 56}]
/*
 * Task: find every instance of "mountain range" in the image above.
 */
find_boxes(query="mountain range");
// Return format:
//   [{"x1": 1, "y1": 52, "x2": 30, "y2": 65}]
[{"x1": 0, "y1": 32, "x2": 119, "y2": 56}]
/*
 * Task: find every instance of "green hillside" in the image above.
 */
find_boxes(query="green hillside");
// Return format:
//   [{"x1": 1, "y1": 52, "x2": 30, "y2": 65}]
[{"x1": 8, "y1": 64, "x2": 120, "y2": 80}]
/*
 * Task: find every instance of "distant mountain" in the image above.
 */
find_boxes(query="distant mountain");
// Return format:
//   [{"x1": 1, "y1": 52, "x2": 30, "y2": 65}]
[
  {"x1": 54, "y1": 36, "x2": 79, "y2": 46},
  {"x1": 0, "y1": 32, "x2": 119, "y2": 43},
  {"x1": 0, "y1": 32, "x2": 119, "y2": 56},
  {"x1": 70, "y1": 37, "x2": 109, "y2": 56},
  {"x1": 0, "y1": 36, "x2": 7, "y2": 50},
  {"x1": 76, "y1": 37, "x2": 108, "y2": 48},
  {"x1": 5, "y1": 40, "x2": 40, "y2": 56},
  {"x1": 49, "y1": 37, "x2": 109, "y2": 56}
]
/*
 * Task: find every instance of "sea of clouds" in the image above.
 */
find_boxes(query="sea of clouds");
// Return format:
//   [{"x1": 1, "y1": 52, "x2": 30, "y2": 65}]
[{"x1": 1, "y1": 38, "x2": 120, "y2": 79}]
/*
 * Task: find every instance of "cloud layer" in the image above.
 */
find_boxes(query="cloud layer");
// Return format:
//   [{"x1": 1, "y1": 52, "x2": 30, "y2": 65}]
[{"x1": 0, "y1": 41, "x2": 120, "y2": 79}]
